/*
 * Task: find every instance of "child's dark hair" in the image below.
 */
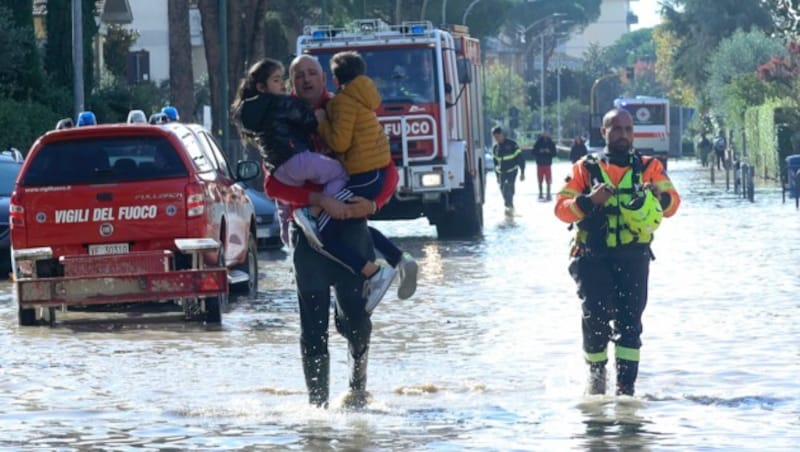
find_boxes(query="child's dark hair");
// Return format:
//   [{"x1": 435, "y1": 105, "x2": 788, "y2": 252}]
[
  {"x1": 231, "y1": 58, "x2": 283, "y2": 145},
  {"x1": 330, "y1": 51, "x2": 366, "y2": 86},
  {"x1": 231, "y1": 58, "x2": 283, "y2": 112}
]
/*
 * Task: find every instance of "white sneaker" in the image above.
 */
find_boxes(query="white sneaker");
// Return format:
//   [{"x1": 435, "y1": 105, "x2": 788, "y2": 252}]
[
  {"x1": 396, "y1": 252, "x2": 418, "y2": 300},
  {"x1": 293, "y1": 208, "x2": 323, "y2": 248},
  {"x1": 364, "y1": 266, "x2": 397, "y2": 313}
]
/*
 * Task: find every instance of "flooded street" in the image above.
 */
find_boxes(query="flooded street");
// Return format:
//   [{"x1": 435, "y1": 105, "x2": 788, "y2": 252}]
[{"x1": 1, "y1": 159, "x2": 798, "y2": 450}]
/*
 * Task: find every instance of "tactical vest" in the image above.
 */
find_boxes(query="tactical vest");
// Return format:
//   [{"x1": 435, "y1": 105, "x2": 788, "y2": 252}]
[{"x1": 575, "y1": 154, "x2": 655, "y2": 251}]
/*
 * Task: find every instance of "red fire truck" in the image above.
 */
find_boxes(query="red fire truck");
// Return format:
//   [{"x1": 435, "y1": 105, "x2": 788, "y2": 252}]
[{"x1": 297, "y1": 19, "x2": 486, "y2": 238}]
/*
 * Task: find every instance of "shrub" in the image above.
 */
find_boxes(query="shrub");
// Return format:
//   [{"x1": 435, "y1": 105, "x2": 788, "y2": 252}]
[{"x1": 0, "y1": 99, "x2": 61, "y2": 153}]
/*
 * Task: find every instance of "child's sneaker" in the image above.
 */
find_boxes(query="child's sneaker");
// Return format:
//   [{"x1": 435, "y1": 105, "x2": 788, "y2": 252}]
[
  {"x1": 396, "y1": 252, "x2": 418, "y2": 300},
  {"x1": 364, "y1": 265, "x2": 397, "y2": 313},
  {"x1": 293, "y1": 208, "x2": 323, "y2": 248}
]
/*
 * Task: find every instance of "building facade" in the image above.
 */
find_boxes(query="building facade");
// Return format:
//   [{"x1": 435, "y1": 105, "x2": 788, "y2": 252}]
[{"x1": 562, "y1": 0, "x2": 639, "y2": 58}]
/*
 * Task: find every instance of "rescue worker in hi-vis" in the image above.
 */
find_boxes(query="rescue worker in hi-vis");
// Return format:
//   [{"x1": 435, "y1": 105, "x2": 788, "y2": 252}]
[
  {"x1": 554, "y1": 108, "x2": 680, "y2": 396},
  {"x1": 492, "y1": 126, "x2": 525, "y2": 215}
]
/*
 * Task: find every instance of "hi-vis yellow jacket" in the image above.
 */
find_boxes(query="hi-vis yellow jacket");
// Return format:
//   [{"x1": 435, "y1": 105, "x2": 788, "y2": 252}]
[{"x1": 555, "y1": 154, "x2": 680, "y2": 249}]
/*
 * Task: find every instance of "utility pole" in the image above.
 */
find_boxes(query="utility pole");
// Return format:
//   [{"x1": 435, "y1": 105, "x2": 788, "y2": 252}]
[
  {"x1": 72, "y1": 0, "x2": 85, "y2": 117},
  {"x1": 556, "y1": 61, "x2": 561, "y2": 142},
  {"x1": 539, "y1": 33, "x2": 544, "y2": 133}
]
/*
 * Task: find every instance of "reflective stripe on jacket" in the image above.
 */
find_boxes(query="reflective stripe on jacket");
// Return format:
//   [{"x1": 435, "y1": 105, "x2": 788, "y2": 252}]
[
  {"x1": 554, "y1": 152, "x2": 680, "y2": 252},
  {"x1": 493, "y1": 139, "x2": 525, "y2": 174}
]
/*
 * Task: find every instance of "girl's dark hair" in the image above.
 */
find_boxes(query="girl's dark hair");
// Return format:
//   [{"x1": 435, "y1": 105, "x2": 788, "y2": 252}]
[
  {"x1": 330, "y1": 51, "x2": 365, "y2": 86},
  {"x1": 231, "y1": 58, "x2": 283, "y2": 144},
  {"x1": 231, "y1": 58, "x2": 283, "y2": 114}
]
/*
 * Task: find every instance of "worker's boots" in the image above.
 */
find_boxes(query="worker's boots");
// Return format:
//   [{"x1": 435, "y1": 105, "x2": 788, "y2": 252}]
[
  {"x1": 616, "y1": 359, "x2": 638, "y2": 396},
  {"x1": 302, "y1": 354, "x2": 330, "y2": 408},
  {"x1": 585, "y1": 361, "x2": 607, "y2": 395},
  {"x1": 342, "y1": 346, "x2": 371, "y2": 409}
]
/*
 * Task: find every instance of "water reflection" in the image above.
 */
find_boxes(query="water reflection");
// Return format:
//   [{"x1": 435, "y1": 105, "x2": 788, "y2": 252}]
[{"x1": 0, "y1": 160, "x2": 798, "y2": 449}]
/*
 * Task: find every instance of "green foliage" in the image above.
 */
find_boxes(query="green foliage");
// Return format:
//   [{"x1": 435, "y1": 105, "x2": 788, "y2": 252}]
[
  {"x1": 0, "y1": 6, "x2": 28, "y2": 98},
  {"x1": 661, "y1": 0, "x2": 775, "y2": 95},
  {"x1": 104, "y1": 25, "x2": 140, "y2": 79},
  {"x1": 604, "y1": 28, "x2": 656, "y2": 67},
  {"x1": 742, "y1": 101, "x2": 800, "y2": 180},
  {"x1": 0, "y1": 4, "x2": 45, "y2": 102},
  {"x1": 45, "y1": 0, "x2": 72, "y2": 90},
  {"x1": 87, "y1": 76, "x2": 169, "y2": 124},
  {"x1": 582, "y1": 43, "x2": 613, "y2": 81},
  {"x1": 706, "y1": 29, "x2": 785, "y2": 121},
  {"x1": 540, "y1": 97, "x2": 587, "y2": 140},
  {"x1": 263, "y1": 14, "x2": 290, "y2": 66},
  {"x1": 0, "y1": 99, "x2": 61, "y2": 152},
  {"x1": 484, "y1": 63, "x2": 529, "y2": 126},
  {"x1": 44, "y1": 0, "x2": 98, "y2": 99}
]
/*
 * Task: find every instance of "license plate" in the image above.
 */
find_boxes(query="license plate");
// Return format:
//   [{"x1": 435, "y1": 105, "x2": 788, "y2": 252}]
[{"x1": 88, "y1": 243, "x2": 130, "y2": 256}]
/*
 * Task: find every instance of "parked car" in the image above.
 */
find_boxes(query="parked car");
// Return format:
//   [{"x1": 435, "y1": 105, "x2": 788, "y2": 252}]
[
  {"x1": 0, "y1": 151, "x2": 24, "y2": 276},
  {"x1": 242, "y1": 183, "x2": 282, "y2": 250},
  {"x1": 484, "y1": 147, "x2": 495, "y2": 173},
  {"x1": 10, "y1": 121, "x2": 260, "y2": 325}
]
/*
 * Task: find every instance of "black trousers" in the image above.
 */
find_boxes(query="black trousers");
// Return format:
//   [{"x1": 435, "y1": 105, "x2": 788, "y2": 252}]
[
  {"x1": 293, "y1": 220, "x2": 374, "y2": 362},
  {"x1": 569, "y1": 251, "x2": 650, "y2": 358},
  {"x1": 499, "y1": 170, "x2": 518, "y2": 208}
]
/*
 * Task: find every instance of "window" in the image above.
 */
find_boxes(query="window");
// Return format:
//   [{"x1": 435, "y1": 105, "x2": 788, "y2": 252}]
[
  {"x1": 311, "y1": 47, "x2": 438, "y2": 104},
  {"x1": 621, "y1": 104, "x2": 666, "y2": 126},
  {"x1": 0, "y1": 161, "x2": 21, "y2": 195},
  {"x1": 197, "y1": 130, "x2": 233, "y2": 179},
  {"x1": 21, "y1": 136, "x2": 188, "y2": 186}
]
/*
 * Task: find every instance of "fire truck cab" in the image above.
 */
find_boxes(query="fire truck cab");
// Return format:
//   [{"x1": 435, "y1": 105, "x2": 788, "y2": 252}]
[{"x1": 297, "y1": 19, "x2": 486, "y2": 238}]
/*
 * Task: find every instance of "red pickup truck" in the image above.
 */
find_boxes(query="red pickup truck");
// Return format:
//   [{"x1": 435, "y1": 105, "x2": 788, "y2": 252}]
[{"x1": 10, "y1": 122, "x2": 260, "y2": 325}]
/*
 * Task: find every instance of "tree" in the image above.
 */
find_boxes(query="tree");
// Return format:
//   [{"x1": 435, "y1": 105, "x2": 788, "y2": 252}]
[
  {"x1": 502, "y1": 0, "x2": 602, "y2": 81},
  {"x1": 103, "y1": 25, "x2": 139, "y2": 79},
  {"x1": 168, "y1": 0, "x2": 195, "y2": 122},
  {"x1": 197, "y1": 0, "x2": 269, "y2": 151},
  {"x1": 604, "y1": 28, "x2": 656, "y2": 67},
  {"x1": 661, "y1": 0, "x2": 774, "y2": 95},
  {"x1": 0, "y1": 1, "x2": 45, "y2": 102},
  {"x1": 263, "y1": 13, "x2": 291, "y2": 66},
  {"x1": 484, "y1": 62, "x2": 529, "y2": 126},
  {"x1": 43, "y1": 0, "x2": 98, "y2": 106},
  {"x1": 0, "y1": 6, "x2": 28, "y2": 99},
  {"x1": 623, "y1": 61, "x2": 664, "y2": 98},
  {"x1": 706, "y1": 29, "x2": 785, "y2": 121},
  {"x1": 652, "y1": 25, "x2": 695, "y2": 106}
]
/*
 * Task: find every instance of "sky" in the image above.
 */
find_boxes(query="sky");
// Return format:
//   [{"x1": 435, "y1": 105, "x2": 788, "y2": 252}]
[{"x1": 630, "y1": 0, "x2": 663, "y2": 30}]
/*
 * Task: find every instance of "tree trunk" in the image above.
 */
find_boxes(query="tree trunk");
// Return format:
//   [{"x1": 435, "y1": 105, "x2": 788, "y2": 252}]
[
  {"x1": 168, "y1": 0, "x2": 195, "y2": 122},
  {"x1": 197, "y1": 0, "x2": 221, "y2": 136},
  {"x1": 420, "y1": 0, "x2": 428, "y2": 20},
  {"x1": 198, "y1": 0, "x2": 268, "y2": 150}
]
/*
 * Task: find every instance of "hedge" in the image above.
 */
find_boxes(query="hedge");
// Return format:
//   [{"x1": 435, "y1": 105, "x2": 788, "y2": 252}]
[
  {"x1": 0, "y1": 99, "x2": 61, "y2": 154},
  {"x1": 743, "y1": 102, "x2": 800, "y2": 182}
]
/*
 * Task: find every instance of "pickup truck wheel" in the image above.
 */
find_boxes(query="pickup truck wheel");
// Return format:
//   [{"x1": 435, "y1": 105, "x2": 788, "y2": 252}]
[
  {"x1": 205, "y1": 297, "x2": 222, "y2": 324},
  {"x1": 232, "y1": 234, "x2": 258, "y2": 299},
  {"x1": 204, "y1": 242, "x2": 227, "y2": 324}
]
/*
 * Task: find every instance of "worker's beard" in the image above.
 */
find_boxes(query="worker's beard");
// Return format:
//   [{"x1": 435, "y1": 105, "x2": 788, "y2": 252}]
[{"x1": 607, "y1": 138, "x2": 631, "y2": 154}]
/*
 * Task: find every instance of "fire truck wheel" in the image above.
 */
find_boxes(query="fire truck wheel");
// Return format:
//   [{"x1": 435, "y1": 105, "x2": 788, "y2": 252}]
[
  {"x1": 232, "y1": 233, "x2": 259, "y2": 299},
  {"x1": 18, "y1": 307, "x2": 37, "y2": 326},
  {"x1": 435, "y1": 174, "x2": 483, "y2": 238}
]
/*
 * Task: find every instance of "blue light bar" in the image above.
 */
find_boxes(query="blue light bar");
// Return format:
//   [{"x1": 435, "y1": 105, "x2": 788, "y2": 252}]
[
  {"x1": 312, "y1": 30, "x2": 327, "y2": 40},
  {"x1": 410, "y1": 25, "x2": 426, "y2": 34}
]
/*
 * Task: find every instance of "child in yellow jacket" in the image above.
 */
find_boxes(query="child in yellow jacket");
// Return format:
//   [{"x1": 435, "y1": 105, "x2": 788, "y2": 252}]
[{"x1": 296, "y1": 51, "x2": 415, "y2": 313}]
